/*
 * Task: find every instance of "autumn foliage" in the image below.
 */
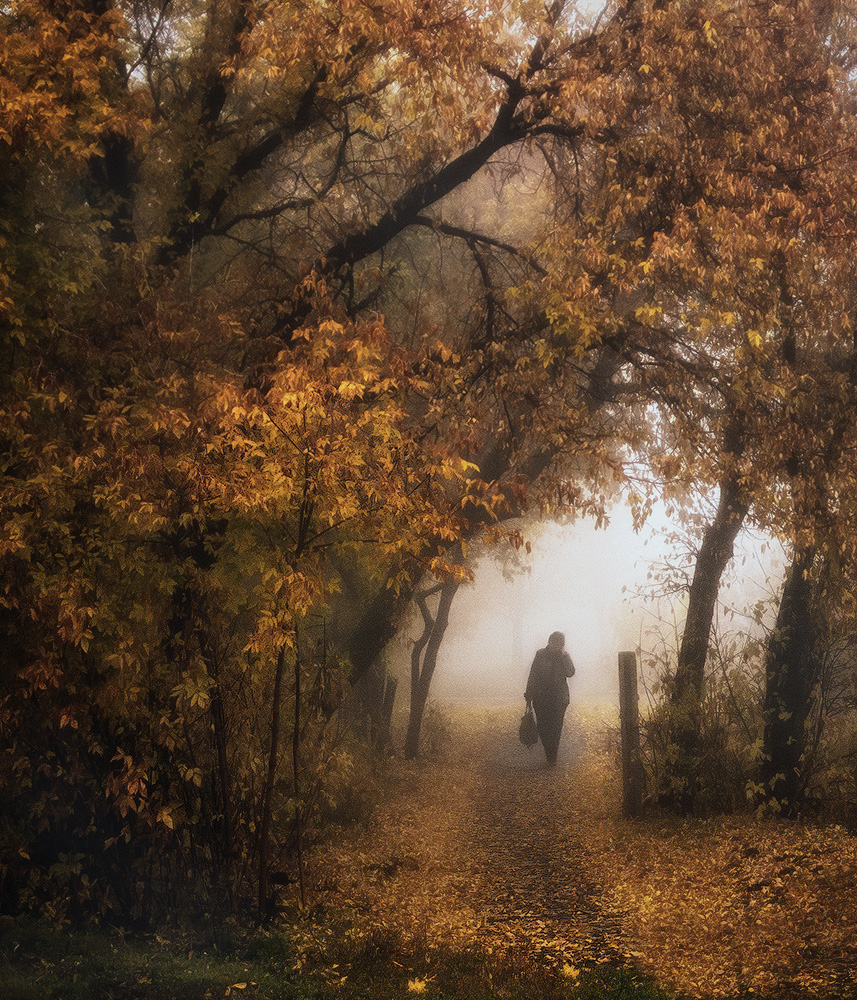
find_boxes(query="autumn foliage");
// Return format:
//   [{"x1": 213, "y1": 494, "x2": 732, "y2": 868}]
[{"x1": 3, "y1": 0, "x2": 857, "y2": 943}]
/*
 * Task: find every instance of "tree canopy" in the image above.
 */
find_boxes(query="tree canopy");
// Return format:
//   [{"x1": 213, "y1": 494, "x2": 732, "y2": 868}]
[{"x1": 4, "y1": 0, "x2": 857, "y2": 921}]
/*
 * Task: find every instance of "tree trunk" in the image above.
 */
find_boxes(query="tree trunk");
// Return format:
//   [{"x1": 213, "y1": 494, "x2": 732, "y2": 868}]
[
  {"x1": 208, "y1": 672, "x2": 235, "y2": 907},
  {"x1": 404, "y1": 580, "x2": 459, "y2": 759},
  {"x1": 672, "y1": 478, "x2": 749, "y2": 703},
  {"x1": 347, "y1": 580, "x2": 411, "y2": 687},
  {"x1": 760, "y1": 549, "x2": 819, "y2": 815},
  {"x1": 258, "y1": 646, "x2": 286, "y2": 913},
  {"x1": 376, "y1": 675, "x2": 398, "y2": 756},
  {"x1": 661, "y1": 477, "x2": 748, "y2": 813},
  {"x1": 292, "y1": 632, "x2": 307, "y2": 908},
  {"x1": 197, "y1": 630, "x2": 236, "y2": 910}
]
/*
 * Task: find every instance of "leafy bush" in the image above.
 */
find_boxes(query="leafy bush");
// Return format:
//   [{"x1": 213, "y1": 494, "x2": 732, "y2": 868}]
[
  {"x1": 308, "y1": 740, "x2": 380, "y2": 832},
  {"x1": 638, "y1": 634, "x2": 765, "y2": 815},
  {"x1": 637, "y1": 615, "x2": 857, "y2": 821}
]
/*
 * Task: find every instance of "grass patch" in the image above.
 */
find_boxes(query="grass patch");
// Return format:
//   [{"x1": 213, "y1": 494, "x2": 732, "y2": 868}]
[
  {"x1": 0, "y1": 915, "x2": 320, "y2": 1000},
  {"x1": 0, "y1": 913, "x2": 679, "y2": 1000}
]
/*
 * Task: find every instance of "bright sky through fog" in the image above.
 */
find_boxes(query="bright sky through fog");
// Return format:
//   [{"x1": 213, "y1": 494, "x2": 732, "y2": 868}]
[
  {"x1": 417, "y1": 505, "x2": 786, "y2": 707},
  {"x1": 428, "y1": 507, "x2": 660, "y2": 705}
]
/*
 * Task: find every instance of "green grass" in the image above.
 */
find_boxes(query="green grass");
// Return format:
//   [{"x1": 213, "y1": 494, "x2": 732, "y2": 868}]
[
  {"x1": 0, "y1": 915, "x2": 311, "y2": 1000},
  {"x1": 0, "y1": 914, "x2": 676, "y2": 1000}
]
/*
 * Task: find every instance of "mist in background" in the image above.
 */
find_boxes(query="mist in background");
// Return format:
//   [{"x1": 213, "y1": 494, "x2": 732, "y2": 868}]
[{"x1": 389, "y1": 504, "x2": 787, "y2": 708}]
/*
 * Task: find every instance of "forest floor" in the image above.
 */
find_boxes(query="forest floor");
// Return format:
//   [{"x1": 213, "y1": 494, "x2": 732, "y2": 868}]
[
  {"x1": 5, "y1": 703, "x2": 857, "y2": 999},
  {"x1": 309, "y1": 702, "x2": 857, "y2": 999}
]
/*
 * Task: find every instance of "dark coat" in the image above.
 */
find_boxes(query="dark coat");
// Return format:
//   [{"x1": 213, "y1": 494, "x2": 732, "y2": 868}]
[
  {"x1": 525, "y1": 646, "x2": 575, "y2": 709},
  {"x1": 525, "y1": 645, "x2": 575, "y2": 764}
]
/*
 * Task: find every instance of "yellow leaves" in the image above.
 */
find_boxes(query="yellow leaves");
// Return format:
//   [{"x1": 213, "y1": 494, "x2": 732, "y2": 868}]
[
  {"x1": 0, "y1": 0, "x2": 132, "y2": 167},
  {"x1": 58, "y1": 709, "x2": 78, "y2": 730},
  {"x1": 352, "y1": 112, "x2": 386, "y2": 140},
  {"x1": 543, "y1": 295, "x2": 604, "y2": 358},
  {"x1": 589, "y1": 802, "x2": 857, "y2": 998},
  {"x1": 407, "y1": 977, "x2": 429, "y2": 993},
  {"x1": 457, "y1": 458, "x2": 481, "y2": 476},
  {"x1": 156, "y1": 806, "x2": 175, "y2": 830},
  {"x1": 313, "y1": 704, "x2": 630, "y2": 980},
  {"x1": 183, "y1": 767, "x2": 204, "y2": 788},
  {"x1": 653, "y1": 452, "x2": 683, "y2": 482},
  {"x1": 336, "y1": 380, "x2": 366, "y2": 402},
  {"x1": 634, "y1": 304, "x2": 661, "y2": 326},
  {"x1": 201, "y1": 313, "x2": 469, "y2": 591},
  {"x1": 171, "y1": 673, "x2": 212, "y2": 712}
]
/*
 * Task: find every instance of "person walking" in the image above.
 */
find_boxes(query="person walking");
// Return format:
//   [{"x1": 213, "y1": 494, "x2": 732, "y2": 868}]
[{"x1": 525, "y1": 631, "x2": 575, "y2": 765}]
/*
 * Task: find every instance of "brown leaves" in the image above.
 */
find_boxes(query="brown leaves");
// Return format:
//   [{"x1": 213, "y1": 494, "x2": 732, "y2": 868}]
[
  {"x1": 589, "y1": 806, "x2": 857, "y2": 995},
  {"x1": 311, "y1": 705, "x2": 622, "y2": 973},
  {"x1": 308, "y1": 705, "x2": 857, "y2": 996}
]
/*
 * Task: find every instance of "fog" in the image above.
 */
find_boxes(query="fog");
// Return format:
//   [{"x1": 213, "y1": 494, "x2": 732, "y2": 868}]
[{"x1": 392, "y1": 504, "x2": 787, "y2": 708}]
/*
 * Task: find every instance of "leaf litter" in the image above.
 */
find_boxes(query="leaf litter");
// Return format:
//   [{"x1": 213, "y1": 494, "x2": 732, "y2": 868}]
[{"x1": 309, "y1": 704, "x2": 857, "y2": 997}]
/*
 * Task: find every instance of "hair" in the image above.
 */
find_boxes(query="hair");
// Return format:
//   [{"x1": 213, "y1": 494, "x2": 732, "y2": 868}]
[{"x1": 548, "y1": 631, "x2": 565, "y2": 648}]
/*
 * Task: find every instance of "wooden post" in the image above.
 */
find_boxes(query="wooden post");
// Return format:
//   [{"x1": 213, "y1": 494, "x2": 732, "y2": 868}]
[{"x1": 619, "y1": 651, "x2": 644, "y2": 818}]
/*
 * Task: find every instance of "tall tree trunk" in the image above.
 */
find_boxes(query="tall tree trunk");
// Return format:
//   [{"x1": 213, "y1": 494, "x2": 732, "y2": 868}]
[
  {"x1": 258, "y1": 646, "x2": 286, "y2": 913},
  {"x1": 292, "y1": 634, "x2": 307, "y2": 908},
  {"x1": 672, "y1": 477, "x2": 749, "y2": 703},
  {"x1": 663, "y1": 476, "x2": 748, "y2": 813},
  {"x1": 376, "y1": 675, "x2": 398, "y2": 756},
  {"x1": 404, "y1": 580, "x2": 459, "y2": 759},
  {"x1": 208, "y1": 669, "x2": 235, "y2": 907},
  {"x1": 347, "y1": 580, "x2": 411, "y2": 687},
  {"x1": 760, "y1": 549, "x2": 819, "y2": 816},
  {"x1": 196, "y1": 627, "x2": 236, "y2": 909}
]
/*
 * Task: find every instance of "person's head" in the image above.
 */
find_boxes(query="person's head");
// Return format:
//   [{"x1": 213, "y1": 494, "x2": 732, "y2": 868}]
[{"x1": 548, "y1": 631, "x2": 565, "y2": 650}]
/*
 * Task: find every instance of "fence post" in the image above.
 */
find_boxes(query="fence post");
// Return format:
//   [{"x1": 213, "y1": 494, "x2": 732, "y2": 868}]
[{"x1": 619, "y1": 651, "x2": 644, "y2": 817}]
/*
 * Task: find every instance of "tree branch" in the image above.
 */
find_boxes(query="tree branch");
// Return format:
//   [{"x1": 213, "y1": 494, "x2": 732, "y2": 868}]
[{"x1": 411, "y1": 216, "x2": 548, "y2": 276}]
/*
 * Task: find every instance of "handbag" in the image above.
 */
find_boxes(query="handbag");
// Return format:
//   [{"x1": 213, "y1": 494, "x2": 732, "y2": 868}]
[{"x1": 518, "y1": 705, "x2": 538, "y2": 748}]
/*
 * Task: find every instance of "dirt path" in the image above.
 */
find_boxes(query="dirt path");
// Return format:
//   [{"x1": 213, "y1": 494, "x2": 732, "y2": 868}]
[
  {"x1": 318, "y1": 702, "x2": 857, "y2": 996},
  {"x1": 450, "y1": 705, "x2": 626, "y2": 969},
  {"x1": 322, "y1": 704, "x2": 626, "y2": 973}
]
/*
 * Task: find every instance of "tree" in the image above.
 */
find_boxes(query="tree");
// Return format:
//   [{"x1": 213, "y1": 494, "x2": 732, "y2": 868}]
[
  {"x1": 756, "y1": 320, "x2": 857, "y2": 813},
  {"x1": 404, "y1": 579, "x2": 460, "y2": 760},
  {"x1": 535, "y1": 0, "x2": 857, "y2": 809},
  {"x1": 6, "y1": 0, "x2": 857, "y2": 924}
]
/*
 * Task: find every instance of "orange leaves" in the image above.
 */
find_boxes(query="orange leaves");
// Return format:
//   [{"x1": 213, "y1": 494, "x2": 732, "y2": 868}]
[
  {"x1": 240, "y1": 0, "x2": 492, "y2": 129},
  {"x1": 0, "y1": 0, "x2": 129, "y2": 165},
  {"x1": 532, "y1": 0, "x2": 857, "y2": 537},
  {"x1": 593, "y1": 816, "x2": 857, "y2": 997},
  {"x1": 306, "y1": 706, "x2": 857, "y2": 997},
  {"x1": 176, "y1": 308, "x2": 477, "y2": 659},
  {"x1": 155, "y1": 805, "x2": 175, "y2": 830},
  {"x1": 57, "y1": 605, "x2": 95, "y2": 651},
  {"x1": 105, "y1": 752, "x2": 149, "y2": 820}
]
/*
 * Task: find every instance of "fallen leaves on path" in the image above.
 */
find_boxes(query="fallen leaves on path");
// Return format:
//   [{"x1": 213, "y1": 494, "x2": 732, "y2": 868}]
[
  {"x1": 591, "y1": 812, "x2": 857, "y2": 996},
  {"x1": 308, "y1": 703, "x2": 857, "y2": 997}
]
